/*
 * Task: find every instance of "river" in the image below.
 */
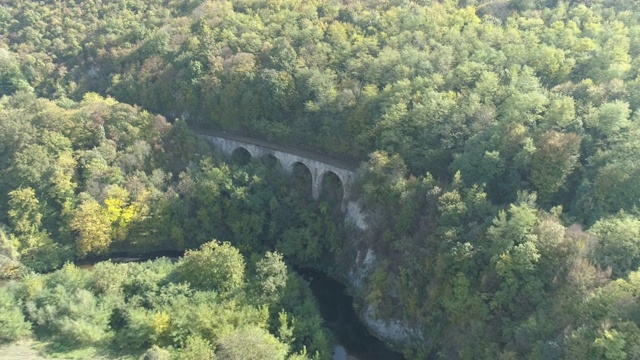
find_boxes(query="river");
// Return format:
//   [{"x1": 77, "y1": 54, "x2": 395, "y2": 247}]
[{"x1": 296, "y1": 267, "x2": 405, "y2": 360}]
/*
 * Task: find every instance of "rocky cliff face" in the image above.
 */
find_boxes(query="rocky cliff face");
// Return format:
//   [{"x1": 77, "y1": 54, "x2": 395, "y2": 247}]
[{"x1": 341, "y1": 200, "x2": 421, "y2": 351}]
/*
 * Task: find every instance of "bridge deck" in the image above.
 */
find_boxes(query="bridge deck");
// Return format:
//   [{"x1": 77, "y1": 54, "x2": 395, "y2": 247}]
[{"x1": 194, "y1": 129, "x2": 359, "y2": 172}]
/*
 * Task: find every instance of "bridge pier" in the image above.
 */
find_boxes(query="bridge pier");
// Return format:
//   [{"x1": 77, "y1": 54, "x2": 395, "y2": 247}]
[
  {"x1": 311, "y1": 174, "x2": 321, "y2": 200},
  {"x1": 280, "y1": 157, "x2": 296, "y2": 175}
]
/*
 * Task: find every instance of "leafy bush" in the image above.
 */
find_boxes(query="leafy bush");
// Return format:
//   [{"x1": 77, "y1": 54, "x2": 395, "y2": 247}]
[
  {"x1": 177, "y1": 335, "x2": 215, "y2": 360},
  {"x1": 175, "y1": 241, "x2": 245, "y2": 293},
  {"x1": 216, "y1": 326, "x2": 288, "y2": 360},
  {"x1": 141, "y1": 345, "x2": 171, "y2": 360},
  {"x1": 23, "y1": 265, "x2": 116, "y2": 347},
  {"x1": 117, "y1": 307, "x2": 169, "y2": 351},
  {"x1": 0, "y1": 287, "x2": 31, "y2": 342}
]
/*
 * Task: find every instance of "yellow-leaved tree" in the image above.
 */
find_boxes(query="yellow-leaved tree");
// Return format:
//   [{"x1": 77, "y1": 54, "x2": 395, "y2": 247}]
[
  {"x1": 103, "y1": 185, "x2": 142, "y2": 241},
  {"x1": 70, "y1": 194, "x2": 112, "y2": 256}
]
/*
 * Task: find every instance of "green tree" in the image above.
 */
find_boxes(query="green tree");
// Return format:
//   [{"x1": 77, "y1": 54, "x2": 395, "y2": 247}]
[
  {"x1": 590, "y1": 213, "x2": 640, "y2": 278},
  {"x1": 175, "y1": 241, "x2": 245, "y2": 293},
  {"x1": 358, "y1": 151, "x2": 408, "y2": 206},
  {"x1": 586, "y1": 101, "x2": 632, "y2": 139},
  {"x1": 8, "y1": 188, "x2": 44, "y2": 243},
  {"x1": 530, "y1": 131, "x2": 581, "y2": 205},
  {"x1": 486, "y1": 193, "x2": 544, "y2": 312},
  {"x1": 0, "y1": 49, "x2": 31, "y2": 95},
  {"x1": 0, "y1": 287, "x2": 31, "y2": 342},
  {"x1": 255, "y1": 251, "x2": 288, "y2": 301},
  {"x1": 177, "y1": 335, "x2": 215, "y2": 360}
]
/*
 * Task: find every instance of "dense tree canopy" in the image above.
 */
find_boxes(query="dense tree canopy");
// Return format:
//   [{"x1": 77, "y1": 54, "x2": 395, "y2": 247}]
[
  {"x1": 2, "y1": 0, "x2": 640, "y2": 215},
  {"x1": 1, "y1": 0, "x2": 640, "y2": 359},
  {"x1": 0, "y1": 243, "x2": 329, "y2": 358},
  {"x1": 0, "y1": 92, "x2": 341, "y2": 357}
]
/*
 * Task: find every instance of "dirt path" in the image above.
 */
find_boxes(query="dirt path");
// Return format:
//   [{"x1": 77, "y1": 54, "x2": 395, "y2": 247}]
[
  {"x1": 0, "y1": 340, "x2": 115, "y2": 360},
  {"x1": 0, "y1": 340, "x2": 46, "y2": 360}
]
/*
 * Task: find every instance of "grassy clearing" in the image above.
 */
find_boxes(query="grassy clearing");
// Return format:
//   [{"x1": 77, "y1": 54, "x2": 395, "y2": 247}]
[
  {"x1": 0, "y1": 339, "x2": 44, "y2": 360},
  {"x1": 0, "y1": 339, "x2": 130, "y2": 360}
]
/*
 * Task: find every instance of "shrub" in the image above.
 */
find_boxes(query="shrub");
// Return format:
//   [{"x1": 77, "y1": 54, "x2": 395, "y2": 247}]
[
  {"x1": 141, "y1": 345, "x2": 171, "y2": 360},
  {"x1": 177, "y1": 335, "x2": 215, "y2": 360},
  {"x1": 174, "y1": 241, "x2": 245, "y2": 293},
  {"x1": 216, "y1": 326, "x2": 288, "y2": 360},
  {"x1": 0, "y1": 288, "x2": 31, "y2": 343}
]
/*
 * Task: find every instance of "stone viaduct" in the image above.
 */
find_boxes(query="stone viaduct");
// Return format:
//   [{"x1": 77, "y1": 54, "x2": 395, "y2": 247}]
[{"x1": 198, "y1": 131, "x2": 357, "y2": 207}]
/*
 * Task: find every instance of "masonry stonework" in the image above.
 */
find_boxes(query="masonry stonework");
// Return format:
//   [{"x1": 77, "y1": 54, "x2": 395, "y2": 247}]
[{"x1": 201, "y1": 133, "x2": 356, "y2": 208}]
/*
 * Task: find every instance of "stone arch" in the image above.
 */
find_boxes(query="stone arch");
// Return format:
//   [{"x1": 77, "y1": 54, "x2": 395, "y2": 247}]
[
  {"x1": 201, "y1": 133, "x2": 356, "y2": 211},
  {"x1": 260, "y1": 153, "x2": 282, "y2": 170},
  {"x1": 318, "y1": 170, "x2": 345, "y2": 203},
  {"x1": 290, "y1": 160, "x2": 311, "y2": 174},
  {"x1": 290, "y1": 161, "x2": 313, "y2": 197},
  {"x1": 231, "y1": 146, "x2": 253, "y2": 165},
  {"x1": 232, "y1": 145, "x2": 254, "y2": 157}
]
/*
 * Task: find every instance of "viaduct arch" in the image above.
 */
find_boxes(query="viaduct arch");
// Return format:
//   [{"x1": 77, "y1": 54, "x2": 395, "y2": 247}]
[{"x1": 199, "y1": 131, "x2": 357, "y2": 207}]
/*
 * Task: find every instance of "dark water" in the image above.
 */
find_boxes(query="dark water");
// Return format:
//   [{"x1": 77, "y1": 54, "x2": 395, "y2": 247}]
[{"x1": 296, "y1": 267, "x2": 406, "y2": 360}]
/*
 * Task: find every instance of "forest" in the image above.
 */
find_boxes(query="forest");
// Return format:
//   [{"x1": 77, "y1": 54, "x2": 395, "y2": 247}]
[{"x1": 1, "y1": 0, "x2": 640, "y2": 358}]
